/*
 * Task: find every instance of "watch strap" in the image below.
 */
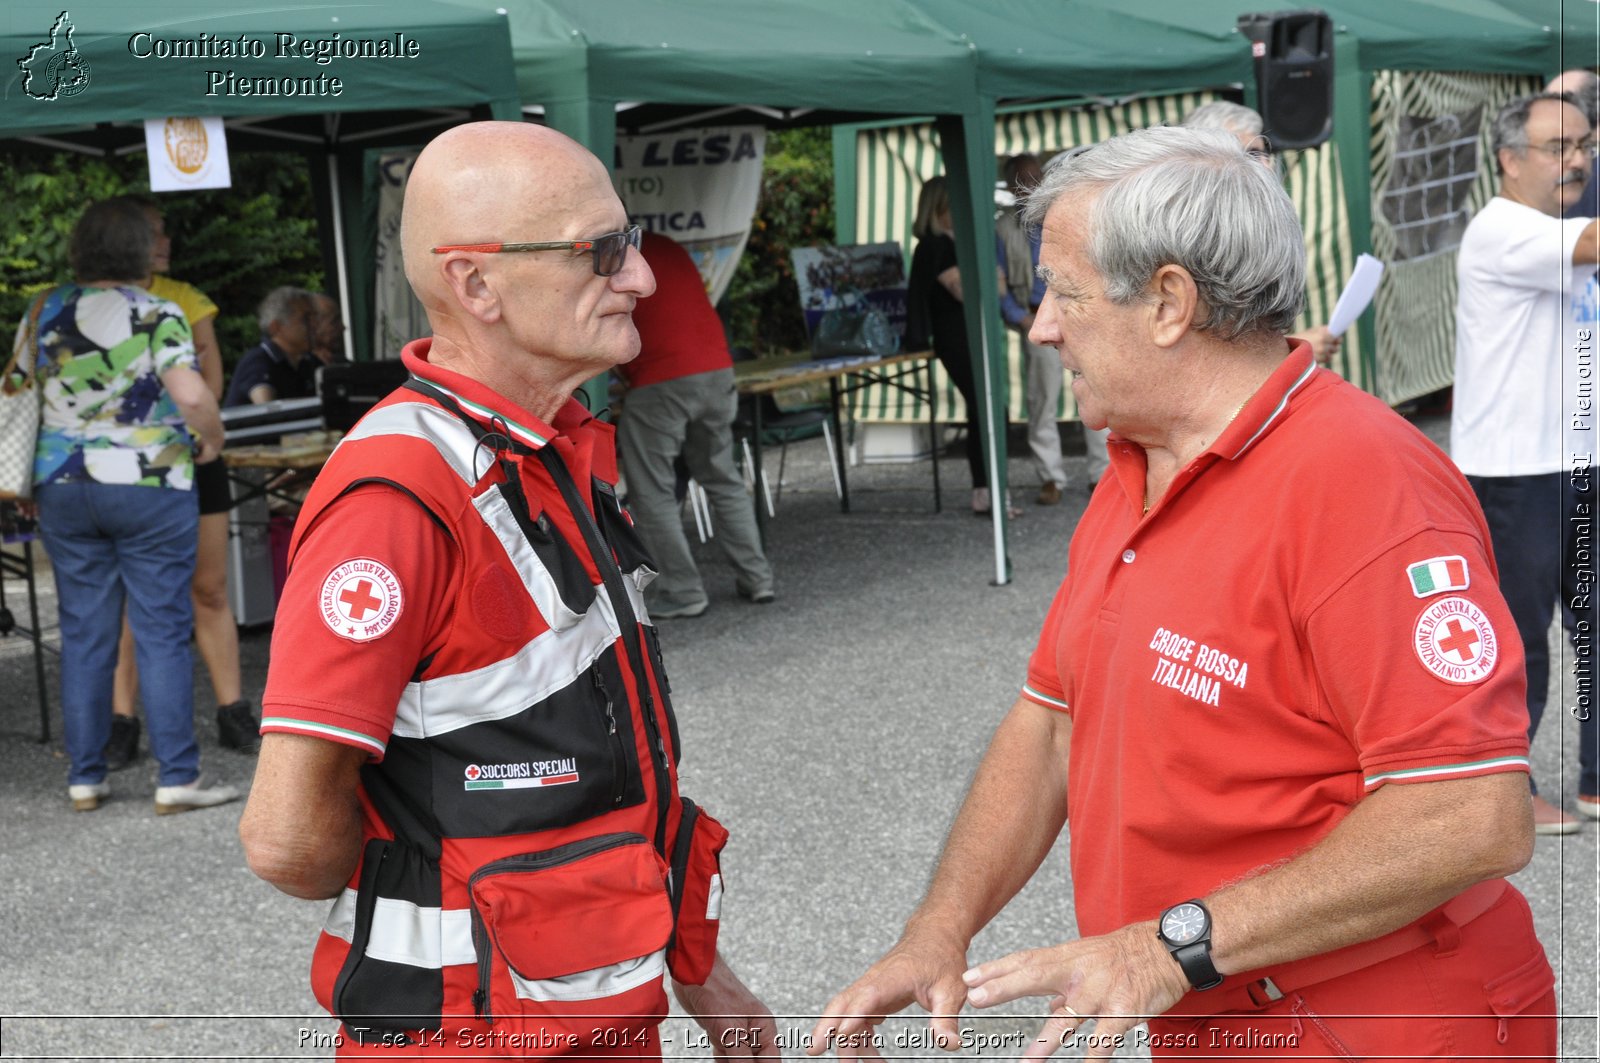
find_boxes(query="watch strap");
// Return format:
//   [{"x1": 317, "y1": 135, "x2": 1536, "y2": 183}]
[{"x1": 1172, "y1": 940, "x2": 1224, "y2": 991}]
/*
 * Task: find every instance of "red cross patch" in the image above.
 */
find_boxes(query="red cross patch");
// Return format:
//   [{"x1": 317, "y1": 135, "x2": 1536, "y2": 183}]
[
  {"x1": 319, "y1": 558, "x2": 404, "y2": 643},
  {"x1": 1412, "y1": 596, "x2": 1497, "y2": 685}
]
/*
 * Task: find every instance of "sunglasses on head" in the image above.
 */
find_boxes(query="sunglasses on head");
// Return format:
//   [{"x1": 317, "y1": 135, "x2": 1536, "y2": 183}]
[{"x1": 431, "y1": 224, "x2": 642, "y2": 276}]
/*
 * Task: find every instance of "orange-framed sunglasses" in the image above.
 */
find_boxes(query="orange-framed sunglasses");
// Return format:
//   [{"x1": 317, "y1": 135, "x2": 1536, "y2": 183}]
[{"x1": 431, "y1": 224, "x2": 642, "y2": 276}]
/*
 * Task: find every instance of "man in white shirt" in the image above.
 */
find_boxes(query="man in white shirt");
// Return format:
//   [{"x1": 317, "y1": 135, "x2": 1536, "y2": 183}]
[{"x1": 1454, "y1": 92, "x2": 1600, "y2": 833}]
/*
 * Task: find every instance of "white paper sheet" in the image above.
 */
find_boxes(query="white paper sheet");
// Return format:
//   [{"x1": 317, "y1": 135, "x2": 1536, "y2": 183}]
[{"x1": 1327, "y1": 254, "x2": 1384, "y2": 337}]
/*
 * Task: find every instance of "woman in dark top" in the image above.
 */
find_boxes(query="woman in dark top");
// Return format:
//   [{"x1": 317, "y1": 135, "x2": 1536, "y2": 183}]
[{"x1": 905, "y1": 176, "x2": 1006, "y2": 516}]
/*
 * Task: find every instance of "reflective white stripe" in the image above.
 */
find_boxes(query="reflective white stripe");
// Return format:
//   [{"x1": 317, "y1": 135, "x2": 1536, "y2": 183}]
[
  {"x1": 475, "y1": 485, "x2": 587, "y2": 633},
  {"x1": 706, "y1": 873, "x2": 723, "y2": 921},
  {"x1": 621, "y1": 565, "x2": 652, "y2": 624},
  {"x1": 341, "y1": 401, "x2": 488, "y2": 484},
  {"x1": 323, "y1": 888, "x2": 357, "y2": 941},
  {"x1": 322, "y1": 888, "x2": 476, "y2": 968},
  {"x1": 394, "y1": 596, "x2": 620, "y2": 739},
  {"x1": 509, "y1": 949, "x2": 666, "y2": 1002},
  {"x1": 344, "y1": 405, "x2": 656, "y2": 740}
]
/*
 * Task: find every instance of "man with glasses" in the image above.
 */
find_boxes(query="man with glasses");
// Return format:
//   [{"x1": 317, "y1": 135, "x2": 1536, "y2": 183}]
[
  {"x1": 241, "y1": 122, "x2": 776, "y2": 1059},
  {"x1": 1453, "y1": 92, "x2": 1600, "y2": 835},
  {"x1": 1548, "y1": 71, "x2": 1600, "y2": 218}
]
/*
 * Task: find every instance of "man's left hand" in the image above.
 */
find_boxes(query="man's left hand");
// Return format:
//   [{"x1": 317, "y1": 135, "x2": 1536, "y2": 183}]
[
  {"x1": 675, "y1": 953, "x2": 780, "y2": 1062},
  {"x1": 960, "y1": 923, "x2": 1190, "y2": 1061}
]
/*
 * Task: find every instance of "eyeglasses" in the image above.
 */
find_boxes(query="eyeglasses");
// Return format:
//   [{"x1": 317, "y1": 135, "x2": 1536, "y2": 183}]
[
  {"x1": 1528, "y1": 139, "x2": 1599, "y2": 161},
  {"x1": 431, "y1": 224, "x2": 642, "y2": 276}
]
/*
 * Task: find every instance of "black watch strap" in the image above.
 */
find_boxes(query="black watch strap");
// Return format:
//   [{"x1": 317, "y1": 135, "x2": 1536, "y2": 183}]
[{"x1": 1171, "y1": 940, "x2": 1223, "y2": 991}]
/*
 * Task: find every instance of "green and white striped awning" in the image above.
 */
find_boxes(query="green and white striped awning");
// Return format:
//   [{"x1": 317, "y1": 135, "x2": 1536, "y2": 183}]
[
  {"x1": 845, "y1": 73, "x2": 1539, "y2": 422},
  {"x1": 1369, "y1": 71, "x2": 1542, "y2": 405}
]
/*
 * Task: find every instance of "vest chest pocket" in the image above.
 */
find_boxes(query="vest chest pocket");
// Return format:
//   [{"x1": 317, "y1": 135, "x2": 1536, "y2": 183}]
[
  {"x1": 423, "y1": 647, "x2": 647, "y2": 838},
  {"x1": 468, "y1": 833, "x2": 674, "y2": 1027},
  {"x1": 592, "y1": 478, "x2": 658, "y2": 584}
]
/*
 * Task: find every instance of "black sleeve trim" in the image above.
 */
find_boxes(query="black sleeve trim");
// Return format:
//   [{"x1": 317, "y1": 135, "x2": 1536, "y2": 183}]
[{"x1": 333, "y1": 477, "x2": 452, "y2": 538}]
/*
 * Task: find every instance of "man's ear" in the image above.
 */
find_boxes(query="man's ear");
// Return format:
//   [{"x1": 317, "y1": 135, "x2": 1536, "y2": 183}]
[
  {"x1": 1148, "y1": 264, "x2": 1198, "y2": 349},
  {"x1": 439, "y1": 255, "x2": 502, "y2": 324}
]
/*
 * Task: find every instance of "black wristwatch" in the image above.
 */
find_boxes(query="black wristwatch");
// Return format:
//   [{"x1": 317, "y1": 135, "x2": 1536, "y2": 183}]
[{"x1": 1157, "y1": 899, "x2": 1223, "y2": 990}]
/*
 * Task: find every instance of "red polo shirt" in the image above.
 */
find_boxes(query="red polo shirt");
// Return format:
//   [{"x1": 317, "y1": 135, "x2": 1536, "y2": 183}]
[
  {"x1": 614, "y1": 231, "x2": 733, "y2": 389},
  {"x1": 1023, "y1": 345, "x2": 1531, "y2": 937}
]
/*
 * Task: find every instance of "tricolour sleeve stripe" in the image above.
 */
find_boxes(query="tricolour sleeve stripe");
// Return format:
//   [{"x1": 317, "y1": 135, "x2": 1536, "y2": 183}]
[
  {"x1": 1364, "y1": 756, "x2": 1529, "y2": 789},
  {"x1": 1021, "y1": 683, "x2": 1070, "y2": 710},
  {"x1": 261, "y1": 716, "x2": 388, "y2": 756}
]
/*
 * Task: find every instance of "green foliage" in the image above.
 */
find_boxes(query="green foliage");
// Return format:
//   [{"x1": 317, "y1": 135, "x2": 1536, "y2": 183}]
[
  {"x1": 0, "y1": 151, "x2": 323, "y2": 372},
  {"x1": 719, "y1": 127, "x2": 835, "y2": 354}
]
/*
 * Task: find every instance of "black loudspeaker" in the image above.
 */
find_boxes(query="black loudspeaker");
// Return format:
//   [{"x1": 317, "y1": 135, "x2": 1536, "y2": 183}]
[{"x1": 1237, "y1": 10, "x2": 1334, "y2": 150}]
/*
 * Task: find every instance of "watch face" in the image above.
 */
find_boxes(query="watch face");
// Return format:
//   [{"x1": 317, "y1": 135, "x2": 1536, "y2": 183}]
[{"x1": 1161, "y1": 902, "x2": 1207, "y2": 945}]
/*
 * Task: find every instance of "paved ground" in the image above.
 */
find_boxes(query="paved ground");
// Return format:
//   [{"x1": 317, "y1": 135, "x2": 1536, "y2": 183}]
[{"x1": 1, "y1": 414, "x2": 1595, "y2": 1060}]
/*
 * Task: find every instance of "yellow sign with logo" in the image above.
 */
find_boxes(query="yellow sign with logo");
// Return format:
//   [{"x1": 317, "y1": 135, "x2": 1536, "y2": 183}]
[{"x1": 144, "y1": 117, "x2": 232, "y2": 191}]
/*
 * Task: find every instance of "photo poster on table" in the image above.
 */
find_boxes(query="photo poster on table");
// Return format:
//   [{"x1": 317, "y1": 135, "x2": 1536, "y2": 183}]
[
  {"x1": 613, "y1": 126, "x2": 766, "y2": 304},
  {"x1": 790, "y1": 243, "x2": 907, "y2": 340}
]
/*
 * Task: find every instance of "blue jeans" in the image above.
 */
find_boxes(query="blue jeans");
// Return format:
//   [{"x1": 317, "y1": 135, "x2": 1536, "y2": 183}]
[
  {"x1": 1469, "y1": 472, "x2": 1600, "y2": 797},
  {"x1": 36, "y1": 481, "x2": 200, "y2": 787}
]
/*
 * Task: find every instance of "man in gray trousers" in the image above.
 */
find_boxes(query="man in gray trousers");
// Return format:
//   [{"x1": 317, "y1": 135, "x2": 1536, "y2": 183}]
[{"x1": 616, "y1": 230, "x2": 774, "y2": 619}]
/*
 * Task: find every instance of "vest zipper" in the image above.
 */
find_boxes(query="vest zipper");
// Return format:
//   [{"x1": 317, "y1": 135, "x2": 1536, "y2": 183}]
[
  {"x1": 466, "y1": 833, "x2": 648, "y2": 1026},
  {"x1": 592, "y1": 670, "x2": 628, "y2": 806},
  {"x1": 534, "y1": 447, "x2": 672, "y2": 857}
]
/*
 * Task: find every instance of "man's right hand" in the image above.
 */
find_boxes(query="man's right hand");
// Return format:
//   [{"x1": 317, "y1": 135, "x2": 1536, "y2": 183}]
[{"x1": 807, "y1": 925, "x2": 970, "y2": 1059}]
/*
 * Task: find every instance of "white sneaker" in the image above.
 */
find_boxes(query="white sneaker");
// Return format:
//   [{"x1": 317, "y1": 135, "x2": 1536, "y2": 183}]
[
  {"x1": 153, "y1": 778, "x2": 240, "y2": 816},
  {"x1": 1578, "y1": 794, "x2": 1600, "y2": 820},
  {"x1": 68, "y1": 781, "x2": 109, "y2": 812},
  {"x1": 1531, "y1": 793, "x2": 1581, "y2": 836}
]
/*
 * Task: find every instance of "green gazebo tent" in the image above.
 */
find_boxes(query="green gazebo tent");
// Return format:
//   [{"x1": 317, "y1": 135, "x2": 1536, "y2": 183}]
[
  {"x1": 449, "y1": 0, "x2": 1033, "y2": 580},
  {"x1": 0, "y1": 0, "x2": 520, "y2": 361},
  {"x1": 838, "y1": 0, "x2": 1593, "y2": 506}
]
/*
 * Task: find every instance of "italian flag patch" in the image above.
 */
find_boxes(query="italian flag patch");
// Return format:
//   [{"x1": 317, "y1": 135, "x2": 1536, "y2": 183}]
[{"x1": 1407, "y1": 555, "x2": 1469, "y2": 598}]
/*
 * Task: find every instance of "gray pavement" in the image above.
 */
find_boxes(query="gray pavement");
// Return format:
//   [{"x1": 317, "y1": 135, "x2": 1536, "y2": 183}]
[{"x1": 0, "y1": 415, "x2": 1596, "y2": 1060}]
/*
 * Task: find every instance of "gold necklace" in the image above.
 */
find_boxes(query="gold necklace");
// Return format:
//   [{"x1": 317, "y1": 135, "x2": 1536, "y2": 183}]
[{"x1": 1142, "y1": 397, "x2": 1251, "y2": 516}]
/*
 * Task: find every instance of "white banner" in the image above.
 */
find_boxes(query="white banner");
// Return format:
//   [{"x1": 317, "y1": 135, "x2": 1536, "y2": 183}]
[
  {"x1": 144, "y1": 117, "x2": 231, "y2": 192},
  {"x1": 613, "y1": 126, "x2": 765, "y2": 305},
  {"x1": 372, "y1": 150, "x2": 424, "y2": 361}
]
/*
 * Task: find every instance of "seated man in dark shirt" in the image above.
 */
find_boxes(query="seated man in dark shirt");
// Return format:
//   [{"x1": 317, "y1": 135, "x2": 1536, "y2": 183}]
[{"x1": 224, "y1": 286, "x2": 315, "y2": 407}]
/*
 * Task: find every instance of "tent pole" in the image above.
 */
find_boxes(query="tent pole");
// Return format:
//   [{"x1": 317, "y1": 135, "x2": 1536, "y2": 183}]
[
  {"x1": 327, "y1": 152, "x2": 355, "y2": 364},
  {"x1": 937, "y1": 105, "x2": 1011, "y2": 586}
]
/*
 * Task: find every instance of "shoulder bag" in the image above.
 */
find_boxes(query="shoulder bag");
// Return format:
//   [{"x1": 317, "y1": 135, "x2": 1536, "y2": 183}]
[{"x1": 0, "y1": 295, "x2": 47, "y2": 501}]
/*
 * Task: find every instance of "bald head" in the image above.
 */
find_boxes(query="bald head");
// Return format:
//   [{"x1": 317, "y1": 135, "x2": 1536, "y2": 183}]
[{"x1": 402, "y1": 122, "x2": 615, "y2": 314}]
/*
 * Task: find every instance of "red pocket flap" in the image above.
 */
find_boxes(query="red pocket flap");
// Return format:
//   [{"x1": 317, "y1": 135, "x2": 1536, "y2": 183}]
[
  {"x1": 1484, "y1": 949, "x2": 1555, "y2": 1018},
  {"x1": 472, "y1": 834, "x2": 673, "y2": 981},
  {"x1": 667, "y1": 800, "x2": 730, "y2": 985}
]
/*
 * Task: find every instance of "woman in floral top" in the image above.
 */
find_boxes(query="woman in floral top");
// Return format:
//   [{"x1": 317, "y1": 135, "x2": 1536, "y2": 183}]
[{"x1": 27, "y1": 197, "x2": 236, "y2": 815}]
